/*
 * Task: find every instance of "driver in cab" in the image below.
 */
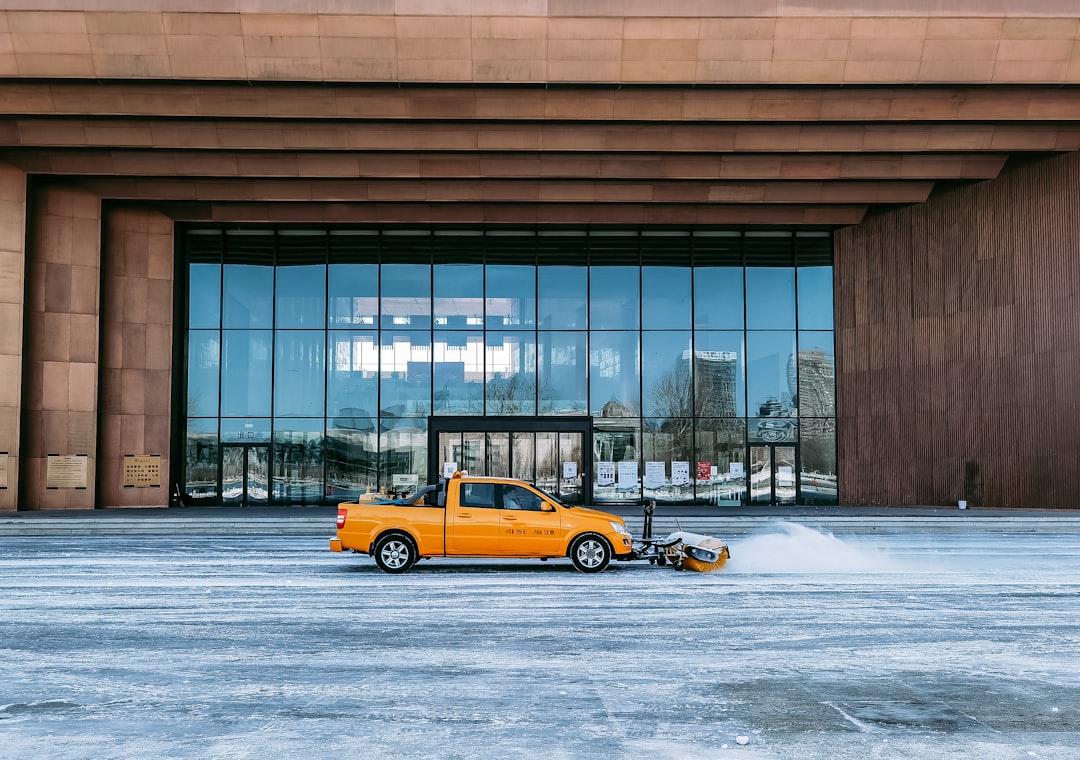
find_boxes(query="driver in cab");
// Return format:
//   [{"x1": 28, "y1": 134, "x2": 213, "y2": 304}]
[{"x1": 503, "y1": 486, "x2": 542, "y2": 511}]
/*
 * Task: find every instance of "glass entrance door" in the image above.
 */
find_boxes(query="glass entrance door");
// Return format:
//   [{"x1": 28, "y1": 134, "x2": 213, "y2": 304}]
[
  {"x1": 431, "y1": 418, "x2": 588, "y2": 503},
  {"x1": 749, "y1": 444, "x2": 797, "y2": 506},
  {"x1": 221, "y1": 445, "x2": 270, "y2": 505}
]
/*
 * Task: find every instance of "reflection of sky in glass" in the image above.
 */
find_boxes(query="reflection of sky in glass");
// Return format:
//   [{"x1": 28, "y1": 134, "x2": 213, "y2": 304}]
[
  {"x1": 642, "y1": 267, "x2": 691, "y2": 329},
  {"x1": 798, "y1": 331, "x2": 834, "y2": 361},
  {"x1": 329, "y1": 264, "x2": 377, "y2": 326},
  {"x1": 274, "y1": 331, "x2": 324, "y2": 417},
  {"x1": 221, "y1": 331, "x2": 272, "y2": 417},
  {"x1": 275, "y1": 265, "x2": 325, "y2": 328},
  {"x1": 694, "y1": 267, "x2": 743, "y2": 329},
  {"x1": 746, "y1": 268, "x2": 795, "y2": 329},
  {"x1": 538, "y1": 266, "x2": 587, "y2": 329},
  {"x1": 189, "y1": 264, "x2": 220, "y2": 329},
  {"x1": 486, "y1": 265, "x2": 536, "y2": 329},
  {"x1": 434, "y1": 264, "x2": 483, "y2": 328},
  {"x1": 590, "y1": 266, "x2": 639, "y2": 330},
  {"x1": 381, "y1": 264, "x2": 431, "y2": 328},
  {"x1": 223, "y1": 265, "x2": 273, "y2": 329},
  {"x1": 798, "y1": 267, "x2": 834, "y2": 329},
  {"x1": 187, "y1": 330, "x2": 219, "y2": 417},
  {"x1": 747, "y1": 331, "x2": 796, "y2": 416}
]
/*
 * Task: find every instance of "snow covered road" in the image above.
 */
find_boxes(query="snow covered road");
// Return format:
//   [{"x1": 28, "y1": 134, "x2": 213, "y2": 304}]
[{"x1": 1, "y1": 523, "x2": 1078, "y2": 759}]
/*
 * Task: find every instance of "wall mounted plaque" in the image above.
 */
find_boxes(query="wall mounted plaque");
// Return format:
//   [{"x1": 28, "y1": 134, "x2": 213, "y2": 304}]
[
  {"x1": 0, "y1": 452, "x2": 7, "y2": 489},
  {"x1": 123, "y1": 454, "x2": 162, "y2": 488},
  {"x1": 46, "y1": 454, "x2": 88, "y2": 489}
]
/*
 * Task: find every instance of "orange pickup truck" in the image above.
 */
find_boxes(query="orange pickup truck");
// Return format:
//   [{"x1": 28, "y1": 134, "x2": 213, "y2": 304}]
[{"x1": 330, "y1": 475, "x2": 635, "y2": 573}]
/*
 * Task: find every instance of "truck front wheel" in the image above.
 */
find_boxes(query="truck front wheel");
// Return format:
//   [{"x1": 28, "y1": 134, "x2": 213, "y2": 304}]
[
  {"x1": 373, "y1": 532, "x2": 417, "y2": 574},
  {"x1": 569, "y1": 534, "x2": 611, "y2": 573}
]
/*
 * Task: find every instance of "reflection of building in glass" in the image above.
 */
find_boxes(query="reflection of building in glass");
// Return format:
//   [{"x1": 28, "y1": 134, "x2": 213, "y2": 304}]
[
  {"x1": 692, "y1": 350, "x2": 739, "y2": 417},
  {"x1": 325, "y1": 412, "x2": 378, "y2": 502},
  {"x1": 176, "y1": 229, "x2": 837, "y2": 506},
  {"x1": 793, "y1": 348, "x2": 835, "y2": 417}
]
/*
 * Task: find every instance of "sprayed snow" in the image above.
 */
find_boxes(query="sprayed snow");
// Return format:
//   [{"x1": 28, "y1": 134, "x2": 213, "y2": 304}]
[{"x1": 726, "y1": 522, "x2": 904, "y2": 574}]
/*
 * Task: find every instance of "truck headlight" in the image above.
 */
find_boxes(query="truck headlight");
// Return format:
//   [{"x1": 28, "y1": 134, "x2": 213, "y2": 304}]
[{"x1": 610, "y1": 521, "x2": 630, "y2": 535}]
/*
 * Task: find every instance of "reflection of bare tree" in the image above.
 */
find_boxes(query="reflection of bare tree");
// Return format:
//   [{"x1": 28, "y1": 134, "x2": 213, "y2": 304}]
[
  {"x1": 796, "y1": 349, "x2": 835, "y2": 417},
  {"x1": 326, "y1": 426, "x2": 378, "y2": 494},
  {"x1": 536, "y1": 376, "x2": 563, "y2": 413},
  {"x1": 184, "y1": 432, "x2": 218, "y2": 485},
  {"x1": 799, "y1": 417, "x2": 836, "y2": 474},
  {"x1": 485, "y1": 373, "x2": 534, "y2": 414},
  {"x1": 275, "y1": 434, "x2": 325, "y2": 493},
  {"x1": 651, "y1": 360, "x2": 693, "y2": 418},
  {"x1": 434, "y1": 382, "x2": 481, "y2": 415},
  {"x1": 537, "y1": 433, "x2": 557, "y2": 474},
  {"x1": 648, "y1": 359, "x2": 694, "y2": 460}
]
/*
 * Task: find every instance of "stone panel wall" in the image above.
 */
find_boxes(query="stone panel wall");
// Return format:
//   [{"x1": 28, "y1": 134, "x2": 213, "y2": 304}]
[
  {"x1": 20, "y1": 183, "x2": 100, "y2": 509},
  {"x1": 0, "y1": 3, "x2": 1077, "y2": 85},
  {"x1": 98, "y1": 206, "x2": 173, "y2": 508},
  {"x1": 0, "y1": 162, "x2": 25, "y2": 511}
]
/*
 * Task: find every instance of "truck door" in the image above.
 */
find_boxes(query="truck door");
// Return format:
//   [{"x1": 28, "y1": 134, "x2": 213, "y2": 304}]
[
  {"x1": 498, "y1": 484, "x2": 563, "y2": 556},
  {"x1": 446, "y1": 481, "x2": 501, "y2": 555}
]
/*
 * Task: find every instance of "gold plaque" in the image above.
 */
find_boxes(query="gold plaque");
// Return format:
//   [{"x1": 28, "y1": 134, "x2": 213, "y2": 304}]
[
  {"x1": 0, "y1": 452, "x2": 7, "y2": 489},
  {"x1": 123, "y1": 454, "x2": 161, "y2": 488},
  {"x1": 47, "y1": 454, "x2": 88, "y2": 489}
]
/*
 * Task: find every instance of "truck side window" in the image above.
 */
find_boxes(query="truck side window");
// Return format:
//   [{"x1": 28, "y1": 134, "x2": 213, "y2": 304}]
[
  {"x1": 460, "y1": 483, "x2": 495, "y2": 508},
  {"x1": 502, "y1": 485, "x2": 542, "y2": 511}
]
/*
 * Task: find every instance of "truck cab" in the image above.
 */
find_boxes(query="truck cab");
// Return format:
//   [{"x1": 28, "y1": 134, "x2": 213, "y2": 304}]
[{"x1": 330, "y1": 475, "x2": 634, "y2": 573}]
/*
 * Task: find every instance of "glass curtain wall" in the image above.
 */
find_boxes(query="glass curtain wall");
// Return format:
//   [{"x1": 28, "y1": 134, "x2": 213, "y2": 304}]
[{"x1": 181, "y1": 227, "x2": 836, "y2": 506}]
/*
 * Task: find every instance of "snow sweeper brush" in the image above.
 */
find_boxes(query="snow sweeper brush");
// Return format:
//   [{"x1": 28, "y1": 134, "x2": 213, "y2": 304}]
[
  {"x1": 660, "y1": 531, "x2": 730, "y2": 572},
  {"x1": 631, "y1": 503, "x2": 731, "y2": 572}
]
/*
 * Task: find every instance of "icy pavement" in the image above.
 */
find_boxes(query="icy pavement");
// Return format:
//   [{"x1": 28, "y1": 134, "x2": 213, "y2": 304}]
[{"x1": 0, "y1": 522, "x2": 1078, "y2": 759}]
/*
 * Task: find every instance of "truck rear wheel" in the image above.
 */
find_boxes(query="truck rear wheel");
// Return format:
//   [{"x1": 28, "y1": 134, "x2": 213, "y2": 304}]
[
  {"x1": 569, "y1": 534, "x2": 611, "y2": 573},
  {"x1": 373, "y1": 532, "x2": 417, "y2": 574}
]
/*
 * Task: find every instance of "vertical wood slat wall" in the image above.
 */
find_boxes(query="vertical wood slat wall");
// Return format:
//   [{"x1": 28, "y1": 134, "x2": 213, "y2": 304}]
[{"x1": 835, "y1": 152, "x2": 1080, "y2": 508}]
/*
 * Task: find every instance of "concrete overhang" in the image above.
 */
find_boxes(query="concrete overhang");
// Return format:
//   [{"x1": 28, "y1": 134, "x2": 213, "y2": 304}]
[{"x1": 0, "y1": 1, "x2": 1078, "y2": 226}]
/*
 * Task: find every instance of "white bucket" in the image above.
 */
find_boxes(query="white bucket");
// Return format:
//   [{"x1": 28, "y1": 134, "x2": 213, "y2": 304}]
[{"x1": 958, "y1": 500, "x2": 968, "y2": 510}]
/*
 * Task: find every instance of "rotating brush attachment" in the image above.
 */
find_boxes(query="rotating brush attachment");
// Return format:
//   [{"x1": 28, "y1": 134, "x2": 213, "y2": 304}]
[{"x1": 679, "y1": 537, "x2": 730, "y2": 573}]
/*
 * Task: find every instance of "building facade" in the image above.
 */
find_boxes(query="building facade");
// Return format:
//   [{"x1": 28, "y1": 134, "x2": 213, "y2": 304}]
[{"x1": 2, "y1": 2, "x2": 1080, "y2": 509}]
